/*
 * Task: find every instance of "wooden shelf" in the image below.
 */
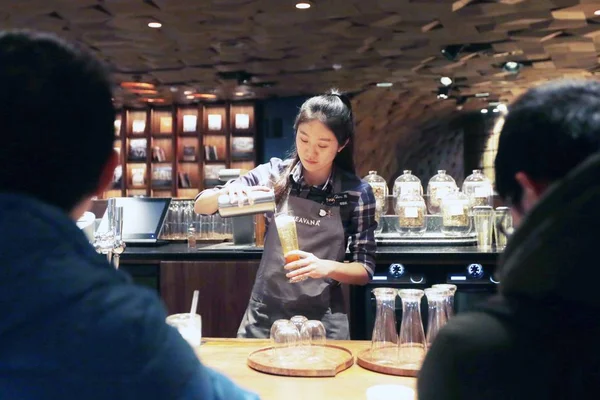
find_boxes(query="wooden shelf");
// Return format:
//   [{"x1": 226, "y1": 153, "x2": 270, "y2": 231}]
[{"x1": 102, "y1": 102, "x2": 256, "y2": 199}]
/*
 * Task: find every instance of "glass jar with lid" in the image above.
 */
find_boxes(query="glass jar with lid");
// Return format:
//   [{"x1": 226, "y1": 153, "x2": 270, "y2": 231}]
[
  {"x1": 393, "y1": 170, "x2": 423, "y2": 198},
  {"x1": 440, "y1": 190, "x2": 472, "y2": 236},
  {"x1": 395, "y1": 192, "x2": 427, "y2": 235},
  {"x1": 427, "y1": 170, "x2": 457, "y2": 215},
  {"x1": 462, "y1": 169, "x2": 493, "y2": 207},
  {"x1": 364, "y1": 171, "x2": 389, "y2": 232}
]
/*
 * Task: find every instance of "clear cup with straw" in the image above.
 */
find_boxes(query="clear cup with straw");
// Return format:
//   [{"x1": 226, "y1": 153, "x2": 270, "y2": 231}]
[{"x1": 166, "y1": 290, "x2": 202, "y2": 347}]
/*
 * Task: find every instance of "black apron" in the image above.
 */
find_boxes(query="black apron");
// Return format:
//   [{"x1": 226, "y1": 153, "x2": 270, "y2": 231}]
[{"x1": 237, "y1": 178, "x2": 349, "y2": 339}]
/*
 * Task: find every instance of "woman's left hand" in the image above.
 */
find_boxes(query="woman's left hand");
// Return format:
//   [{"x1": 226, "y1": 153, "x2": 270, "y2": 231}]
[{"x1": 284, "y1": 250, "x2": 335, "y2": 283}]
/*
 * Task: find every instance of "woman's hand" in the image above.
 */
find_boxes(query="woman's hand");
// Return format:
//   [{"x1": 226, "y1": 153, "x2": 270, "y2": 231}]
[
  {"x1": 223, "y1": 183, "x2": 271, "y2": 207},
  {"x1": 284, "y1": 250, "x2": 336, "y2": 283}
]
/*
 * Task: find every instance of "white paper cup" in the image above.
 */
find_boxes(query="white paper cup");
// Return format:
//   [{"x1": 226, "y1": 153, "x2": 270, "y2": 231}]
[{"x1": 366, "y1": 384, "x2": 415, "y2": 400}]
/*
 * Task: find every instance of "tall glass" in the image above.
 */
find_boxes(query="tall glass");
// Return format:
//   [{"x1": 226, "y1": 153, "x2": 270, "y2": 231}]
[
  {"x1": 275, "y1": 212, "x2": 299, "y2": 263},
  {"x1": 371, "y1": 288, "x2": 399, "y2": 365},
  {"x1": 397, "y1": 289, "x2": 426, "y2": 368},
  {"x1": 473, "y1": 206, "x2": 494, "y2": 250},
  {"x1": 94, "y1": 198, "x2": 116, "y2": 262},
  {"x1": 112, "y1": 206, "x2": 125, "y2": 269},
  {"x1": 424, "y1": 288, "x2": 449, "y2": 350},
  {"x1": 494, "y1": 206, "x2": 513, "y2": 250},
  {"x1": 432, "y1": 284, "x2": 457, "y2": 319}
]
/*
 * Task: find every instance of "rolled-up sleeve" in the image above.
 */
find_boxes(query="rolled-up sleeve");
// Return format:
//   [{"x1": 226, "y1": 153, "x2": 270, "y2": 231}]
[
  {"x1": 195, "y1": 158, "x2": 284, "y2": 201},
  {"x1": 347, "y1": 182, "x2": 377, "y2": 278}
]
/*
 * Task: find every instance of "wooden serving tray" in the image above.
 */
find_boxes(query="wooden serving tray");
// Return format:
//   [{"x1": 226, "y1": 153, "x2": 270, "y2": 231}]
[
  {"x1": 247, "y1": 344, "x2": 354, "y2": 377},
  {"x1": 356, "y1": 348, "x2": 420, "y2": 377}
]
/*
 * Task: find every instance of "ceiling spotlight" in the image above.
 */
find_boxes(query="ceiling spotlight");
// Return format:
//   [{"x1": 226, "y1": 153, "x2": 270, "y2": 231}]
[
  {"x1": 183, "y1": 90, "x2": 193, "y2": 95},
  {"x1": 235, "y1": 92, "x2": 246, "y2": 96},
  {"x1": 481, "y1": 108, "x2": 489, "y2": 114},
  {"x1": 186, "y1": 95, "x2": 195, "y2": 100},
  {"x1": 496, "y1": 103, "x2": 508, "y2": 113},
  {"x1": 332, "y1": 63, "x2": 343, "y2": 70},
  {"x1": 440, "y1": 76, "x2": 453, "y2": 86},
  {"x1": 196, "y1": 93, "x2": 217, "y2": 100},
  {"x1": 595, "y1": 9, "x2": 600, "y2": 16},
  {"x1": 148, "y1": 22, "x2": 162, "y2": 29},
  {"x1": 376, "y1": 82, "x2": 393, "y2": 88},
  {"x1": 295, "y1": 2, "x2": 311, "y2": 9},
  {"x1": 503, "y1": 61, "x2": 521, "y2": 73}
]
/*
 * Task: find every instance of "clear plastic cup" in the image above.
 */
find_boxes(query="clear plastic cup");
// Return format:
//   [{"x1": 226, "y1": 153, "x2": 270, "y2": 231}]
[{"x1": 166, "y1": 313, "x2": 202, "y2": 347}]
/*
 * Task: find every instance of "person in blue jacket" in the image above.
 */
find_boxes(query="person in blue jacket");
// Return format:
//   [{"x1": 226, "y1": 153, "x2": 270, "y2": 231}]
[{"x1": 0, "y1": 30, "x2": 258, "y2": 400}]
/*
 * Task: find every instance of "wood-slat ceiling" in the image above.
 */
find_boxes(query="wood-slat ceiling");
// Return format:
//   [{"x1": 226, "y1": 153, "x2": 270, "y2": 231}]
[{"x1": 3, "y1": 0, "x2": 600, "y2": 108}]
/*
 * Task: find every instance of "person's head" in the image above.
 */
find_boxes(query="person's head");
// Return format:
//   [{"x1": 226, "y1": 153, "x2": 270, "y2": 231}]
[
  {"x1": 293, "y1": 89, "x2": 355, "y2": 175},
  {"x1": 495, "y1": 79, "x2": 600, "y2": 225},
  {"x1": 0, "y1": 30, "x2": 118, "y2": 217},
  {"x1": 274, "y1": 89, "x2": 355, "y2": 203}
]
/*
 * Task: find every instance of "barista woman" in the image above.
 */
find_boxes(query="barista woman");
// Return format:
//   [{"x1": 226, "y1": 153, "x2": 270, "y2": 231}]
[{"x1": 194, "y1": 90, "x2": 377, "y2": 339}]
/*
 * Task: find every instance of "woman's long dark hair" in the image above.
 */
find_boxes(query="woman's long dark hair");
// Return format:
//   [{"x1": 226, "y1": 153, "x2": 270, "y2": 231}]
[{"x1": 274, "y1": 89, "x2": 356, "y2": 204}]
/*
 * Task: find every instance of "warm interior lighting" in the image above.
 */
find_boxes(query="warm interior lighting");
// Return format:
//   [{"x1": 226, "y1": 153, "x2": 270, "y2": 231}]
[
  {"x1": 235, "y1": 92, "x2": 246, "y2": 96},
  {"x1": 183, "y1": 90, "x2": 193, "y2": 95},
  {"x1": 195, "y1": 93, "x2": 217, "y2": 99},
  {"x1": 121, "y1": 82, "x2": 155, "y2": 89},
  {"x1": 127, "y1": 89, "x2": 158, "y2": 95},
  {"x1": 186, "y1": 95, "x2": 195, "y2": 100},
  {"x1": 142, "y1": 98, "x2": 164, "y2": 103},
  {"x1": 595, "y1": 10, "x2": 600, "y2": 16},
  {"x1": 295, "y1": 2, "x2": 311, "y2": 9},
  {"x1": 440, "y1": 76, "x2": 453, "y2": 86},
  {"x1": 148, "y1": 22, "x2": 162, "y2": 28}
]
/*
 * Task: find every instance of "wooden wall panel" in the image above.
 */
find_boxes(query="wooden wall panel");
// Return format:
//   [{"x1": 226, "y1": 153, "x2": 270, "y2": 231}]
[{"x1": 160, "y1": 260, "x2": 259, "y2": 338}]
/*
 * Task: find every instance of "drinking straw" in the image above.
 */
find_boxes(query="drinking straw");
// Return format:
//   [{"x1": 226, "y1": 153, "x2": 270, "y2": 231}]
[{"x1": 190, "y1": 290, "x2": 199, "y2": 315}]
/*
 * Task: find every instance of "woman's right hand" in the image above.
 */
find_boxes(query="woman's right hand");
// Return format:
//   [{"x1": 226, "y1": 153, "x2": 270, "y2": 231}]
[{"x1": 223, "y1": 183, "x2": 272, "y2": 207}]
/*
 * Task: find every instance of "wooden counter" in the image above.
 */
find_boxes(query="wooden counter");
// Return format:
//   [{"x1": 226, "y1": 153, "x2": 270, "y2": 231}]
[{"x1": 196, "y1": 338, "x2": 417, "y2": 400}]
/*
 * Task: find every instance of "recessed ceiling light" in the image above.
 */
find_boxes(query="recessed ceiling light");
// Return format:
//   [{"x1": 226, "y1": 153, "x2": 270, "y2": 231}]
[
  {"x1": 196, "y1": 93, "x2": 217, "y2": 99},
  {"x1": 595, "y1": 9, "x2": 600, "y2": 16},
  {"x1": 376, "y1": 82, "x2": 393, "y2": 88},
  {"x1": 186, "y1": 95, "x2": 195, "y2": 100},
  {"x1": 128, "y1": 89, "x2": 158, "y2": 95},
  {"x1": 440, "y1": 76, "x2": 453, "y2": 86},
  {"x1": 121, "y1": 82, "x2": 155, "y2": 89},
  {"x1": 503, "y1": 61, "x2": 521, "y2": 73},
  {"x1": 148, "y1": 22, "x2": 162, "y2": 29},
  {"x1": 295, "y1": 2, "x2": 311, "y2": 9},
  {"x1": 332, "y1": 63, "x2": 343, "y2": 70},
  {"x1": 235, "y1": 92, "x2": 246, "y2": 96},
  {"x1": 183, "y1": 90, "x2": 193, "y2": 95},
  {"x1": 481, "y1": 108, "x2": 489, "y2": 114}
]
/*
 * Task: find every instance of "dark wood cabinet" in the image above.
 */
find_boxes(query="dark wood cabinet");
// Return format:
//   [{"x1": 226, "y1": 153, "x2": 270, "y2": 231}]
[{"x1": 160, "y1": 260, "x2": 259, "y2": 338}]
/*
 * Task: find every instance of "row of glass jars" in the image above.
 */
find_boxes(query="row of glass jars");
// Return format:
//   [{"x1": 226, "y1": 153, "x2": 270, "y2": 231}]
[{"x1": 364, "y1": 169, "x2": 494, "y2": 236}]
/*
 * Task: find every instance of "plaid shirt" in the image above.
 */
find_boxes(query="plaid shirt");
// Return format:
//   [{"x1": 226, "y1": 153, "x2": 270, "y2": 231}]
[{"x1": 234, "y1": 158, "x2": 377, "y2": 277}]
